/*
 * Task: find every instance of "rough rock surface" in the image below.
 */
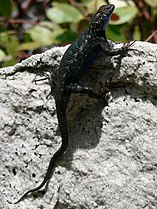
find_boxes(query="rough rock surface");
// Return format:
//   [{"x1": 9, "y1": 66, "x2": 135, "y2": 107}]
[{"x1": 0, "y1": 41, "x2": 157, "y2": 209}]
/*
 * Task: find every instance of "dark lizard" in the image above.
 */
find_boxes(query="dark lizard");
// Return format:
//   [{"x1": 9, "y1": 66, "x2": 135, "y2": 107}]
[{"x1": 14, "y1": 4, "x2": 130, "y2": 203}]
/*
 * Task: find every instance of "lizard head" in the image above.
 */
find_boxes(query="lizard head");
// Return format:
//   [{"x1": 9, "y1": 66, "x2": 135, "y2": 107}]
[{"x1": 90, "y1": 4, "x2": 115, "y2": 36}]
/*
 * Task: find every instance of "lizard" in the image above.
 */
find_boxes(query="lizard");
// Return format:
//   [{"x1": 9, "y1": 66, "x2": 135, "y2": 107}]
[{"x1": 14, "y1": 4, "x2": 131, "y2": 204}]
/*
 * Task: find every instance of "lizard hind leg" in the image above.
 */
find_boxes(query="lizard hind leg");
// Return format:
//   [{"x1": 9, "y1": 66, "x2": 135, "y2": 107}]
[
  {"x1": 66, "y1": 82, "x2": 110, "y2": 99},
  {"x1": 66, "y1": 82, "x2": 110, "y2": 106}
]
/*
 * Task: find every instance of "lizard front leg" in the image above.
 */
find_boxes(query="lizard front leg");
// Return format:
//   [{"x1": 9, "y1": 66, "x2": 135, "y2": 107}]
[{"x1": 101, "y1": 40, "x2": 134, "y2": 56}]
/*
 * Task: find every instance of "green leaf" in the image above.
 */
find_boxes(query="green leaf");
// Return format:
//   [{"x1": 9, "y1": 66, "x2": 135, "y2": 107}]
[
  {"x1": 133, "y1": 26, "x2": 141, "y2": 41},
  {"x1": 28, "y1": 23, "x2": 65, "y2": 46},
  {"x1": 6, "y1": 35, "x2": 19, "y2": 56},
  {"x1": 56, "y1": 30, "x2": 78, "y2": 43},
  {"x1": 0, "y1": 49, "x2": 6, "y2": 62},
  {"x1": 28, "y1": 26, "x2": 54, "y2": 46},
  {"x1": 106, "y1": 25, "x2": 126, "y2": 42},
  {"x1": 18, "y1": 42, "x2": 41, "y2": 50},
  {"x1": 0, "y1": 0, "x2": 12, "y2": 17},
  {"x1": 110, "y1": 6, "x2": 138, "y2": 25},
  {"x1": 46, "y1": 3, "x2": 83, "y2": 23},
  {"x1": 144, "y1": 0, "x2": 157, "y2": 7},
  {"x1": 3, "y1": 58, "x2": 17, "y2": 67}
]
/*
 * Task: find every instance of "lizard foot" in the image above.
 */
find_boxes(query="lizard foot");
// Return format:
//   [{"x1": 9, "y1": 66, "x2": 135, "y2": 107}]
[
  {"x1": 121, "y1": 40, "x2": 137, "y2": 53},
  {"x1": 33, "y1": 71, "x2": 56, "y2": 99}
]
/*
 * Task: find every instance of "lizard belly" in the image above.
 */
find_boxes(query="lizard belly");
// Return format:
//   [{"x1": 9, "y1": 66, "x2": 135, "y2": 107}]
[{"x1": 76, "y1": 47, "x2": 101, "y2": 79}]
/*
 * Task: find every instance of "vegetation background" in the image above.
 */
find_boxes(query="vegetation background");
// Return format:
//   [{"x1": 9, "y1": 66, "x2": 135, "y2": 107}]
[{"x1": 0, "y1": 0, "x2": 156, "y2": 67}]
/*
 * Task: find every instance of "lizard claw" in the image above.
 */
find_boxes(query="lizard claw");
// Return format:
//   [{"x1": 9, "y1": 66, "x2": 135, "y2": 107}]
[
  {"x1": 121, "y1": 40, "x2": 136, "y2": 53},
  {"x1": 97, "y1": 82, "x2": 107, "y2": 96},
  {"x1": 33, "y1": 70, "x2": 56, "y2": 99},
  {"x1": 96, "y1": 80, "x2": 111, "y2": 106},
  {"x1": 98, "y1": 79, "x2": 112, "y2": 96}
]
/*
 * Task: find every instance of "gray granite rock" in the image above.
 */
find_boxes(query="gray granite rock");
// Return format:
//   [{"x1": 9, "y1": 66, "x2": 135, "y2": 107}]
[{"x1": 0, "y1": 41, "x2": 157, "y2": 209}]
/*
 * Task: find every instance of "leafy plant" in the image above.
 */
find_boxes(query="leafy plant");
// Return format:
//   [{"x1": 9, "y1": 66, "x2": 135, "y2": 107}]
[{"x1": 0, "y1": 0, "x2": 156, "y2": 67}]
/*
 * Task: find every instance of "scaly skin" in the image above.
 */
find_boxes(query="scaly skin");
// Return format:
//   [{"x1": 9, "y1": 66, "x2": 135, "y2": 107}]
[{"x1": 14, "y1": 4, "x2": 129, "y2": 203}]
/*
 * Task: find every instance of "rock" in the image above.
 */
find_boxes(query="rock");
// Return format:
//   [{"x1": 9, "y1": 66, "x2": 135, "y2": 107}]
[{"x1": 0, "y1": 41, "x2": 157, "y2": 209}]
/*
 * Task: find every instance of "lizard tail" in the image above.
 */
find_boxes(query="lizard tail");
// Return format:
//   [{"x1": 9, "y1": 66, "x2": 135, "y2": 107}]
[{"x1": 14, "y1": 102, "x2": 69, "y2": 204}]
